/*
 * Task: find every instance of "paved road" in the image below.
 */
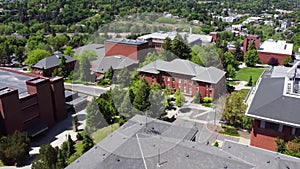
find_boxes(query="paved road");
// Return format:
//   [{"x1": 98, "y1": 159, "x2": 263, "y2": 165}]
[{"x1": 64, "y1": 83, "x2": 109, "y2": 96}]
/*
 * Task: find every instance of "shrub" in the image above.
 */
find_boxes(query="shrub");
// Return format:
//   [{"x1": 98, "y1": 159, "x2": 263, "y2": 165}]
[
  {"x1": 76, "y1": 132, "x2": 83, "y2": 141},
  {"x1": 220, "y1": 125, "x2": 240, "y2": 137},
  {"x1": 213, "y1": 141, "x2": 219, "y2": 147},
  {"x1": 202, "y1": 97, "x2": 212, "y2": 103},
  {"x1": 202, "y1": 103, "x2": 212, "y2": 107}
]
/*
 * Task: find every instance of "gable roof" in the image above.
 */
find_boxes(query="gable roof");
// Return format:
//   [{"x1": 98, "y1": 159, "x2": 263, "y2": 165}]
[
  {"x1": 138, "y1": 59, "x2": 225, "y2": 84},
  {"x1": 91, "y1": 55, "x2": 138, "y2": 73},
  {"x1": 32, "y1": 52, "x2": 76, "y2": 69},
  {"x1": 74, "y1": 44, "x2": 105, "y2": 58}
]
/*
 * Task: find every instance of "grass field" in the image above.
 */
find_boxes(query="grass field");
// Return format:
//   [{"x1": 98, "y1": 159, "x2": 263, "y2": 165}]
[
  {"x1": 235, "y1": 68, "x2": 266, "y2": 84},
  {"x1": 92, "y1": 123, "x2": 120, "y2": 144}
]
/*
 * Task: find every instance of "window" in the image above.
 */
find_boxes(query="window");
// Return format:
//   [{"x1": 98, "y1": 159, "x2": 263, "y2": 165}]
[
  {"x1": 189, "y1": 87, "x2": 192, "y2": 94},
  {"x1": 206, "y1": 84, "x2": 209, "y2": 90},
  {"x1": 178, "y1": 79, "x2": 182, "y2": 84},
  {"x1": 183, "y1": 86, "x2": 187, "y2": 93},
  {"x1": 269, "y1": 123, "x2": 275, "y2": 130},
  {"x1": 172, "y1": 77, "x2": 175, "y2": 82},
  {"x1": 292, "y1": 128, "x2": 297, "y2": 135},
  {"x1": 167, "y1": 77, "x2": 170, "y2": 82},
  {"x1": 189, "y1": 80, "x2": 193, "y2": 85},
  {"x1": 278, "y1": 124, "x2": 284, "y2": 133},
  {"x1": 210, "y1": 84, "x2": 213, "y2": 89},
  {"x1": 184, "y1": 80, "x2": 187, "y2": 85},
  {"x1": 260, "y1": 121, "x2": 266, "y2": 129},
  {"x1": 152, "y1": 75, "x2": 155, "y2": 82}
]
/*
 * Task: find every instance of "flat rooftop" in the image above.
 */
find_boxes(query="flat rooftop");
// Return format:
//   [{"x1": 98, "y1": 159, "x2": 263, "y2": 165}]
[
  {"x1": 0, "y1": 69, "x2": 32, "y2": 95},
  {"x1": 105, "y1": 38, "x2": 148, "y2": 46}
]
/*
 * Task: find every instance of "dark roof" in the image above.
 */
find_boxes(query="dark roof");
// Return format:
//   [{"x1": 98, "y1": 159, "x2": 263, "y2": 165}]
[
  {"x1": 32, "y1": 52, "x2": 76, "y2": 69},
  {"x1": 223, "y1": 140, "x2": 300, "y2": 169},
  {"x1": 105, "y1": 38, "x2": 148, "y2": 46},
  {"x1": 246, "y1": 67, "x2": 300, "y2": 127},
  {"x1": 67, "y1": 115, "x2": 253, "y2": 169},
  {"x1": 91, "y1": 56, "x2": 138, "y2": 73}
]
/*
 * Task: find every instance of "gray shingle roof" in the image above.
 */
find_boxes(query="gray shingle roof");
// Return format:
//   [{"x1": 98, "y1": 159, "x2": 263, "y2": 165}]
[
  {"x1": 32, "y1": 53, "x2": 76, "y2": 69},
  {"x1": 138, "y1": 59, "x2": 225, "y2": 84},
  {"x1": 91, "y1": 56, "x2": 138, "y2": 73},
  {"x1": 74, "y1": 44, "x2": 105, "y2": 58},
  {"x1": 246, "y1": 68, "x2": 300, "y2": 127},
  {"x1": 223, "y1": 140, "x2": 300, "y2": 169},
  {"x1": 66, "y1": 115, "x2": 253, "y2": 169}
]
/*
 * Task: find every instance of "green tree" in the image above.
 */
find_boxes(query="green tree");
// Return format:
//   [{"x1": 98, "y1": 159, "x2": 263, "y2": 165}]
[
  {"x1": 171, "y1": 34, "x2": 191, "y2": 60},
  {"x1": 174, "y1": 89, "x2": 185, "y2": 107},
  {"x1": 64, "y1": 46, "x2": 74, "y2": 57},
  {"x1": 234, "y1": 42, "x2": 243, "y2": 61},
  {"x1": 49, "y1": 34, "x2": 69, "y2": 51},
  {"x1": 282, "y1": 57, "x2": 292, "y2": 67},
  {"x1": 149, "y1": 89, "x2": 165, "y2": 118},
  {"x1": 85, "y1": 97, "x2": 105, "y2": 134},
  {"x1": 82, "y1": 132, "x2": 94, "y2": 154},
  {"x1": 67, "y1": 135, "x2": 75, "y2": 158},
  {"x1": 133, "y1": 77, "x2": 151, "y2": 111},
  {"x1": 162, "y1": 37, "x2": 172, "y2": 51},
  {"x1": 193, "y1": 91, "x2": 202, "y2": 104},
  {"x1": 0, "y1": 131, "x2": 31, "y2": 166},
  {"x1": 24, "y1": 49, "x2": 51, "y2": 66},
  {"x1": 118, "y1": 90, "x2": 134, "y2": 119},
  {"x1": 226, "y1": 64, "x2": 236, "y2": 79},
  {"x1": 140, "y1": 52, "x2": 167, "y2": 67},
  {"x1": 32, "y1": 144, "x2": 58, "y2": 169},
  {"x1": 244, "y1": 49, "x2": 259, "y2": 67},
  {"x1": 222, "y1": 91, "x2": 247, "y2": 126},
  {"x1": 224, "y1": 51, "x2": 238, "y2": 69},
  {"x1": 247, "y1": 76, "x2": 253, "y2": 86},
  {"x1": 57, "y1": 55, "x2": 68, "y2": 78},
  {"x1": 80, "y1": 56, "x2": 91, "y2": 82},
  {"x1": 116, "y1": 67, "x2": 130, "y2": 87}
]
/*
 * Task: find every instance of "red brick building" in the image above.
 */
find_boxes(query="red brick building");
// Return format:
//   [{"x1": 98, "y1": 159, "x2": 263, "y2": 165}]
[
  {"x1": 0, "y1": 68, "x2": 67, "y2": 136},
  {"x1": 257, "y1": 39, "x2": 293, "y2": 65},
  {"x1": 246, "y1": 65, "x2": 300, "y2": 151},
  {"x1": 138, "y1": 59, "x2": 226, "y2": 99},
  {"x1": 104, "y1": 38, "x2": 150, "y2": 62},
  {"x1": 32, "y1": 51, "x2": 77, "y2": 77},
  {"x1": 243, "y1": 35, "x2": 260, "y2": 54}
]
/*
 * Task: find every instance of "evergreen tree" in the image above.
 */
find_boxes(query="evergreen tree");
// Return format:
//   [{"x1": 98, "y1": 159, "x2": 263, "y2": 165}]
[
  {"x1": 133, "y1": 77, "x2": 151, "y2": 112},
  {"x1": 80, "y1": 56, "x2": 91, "y2": 82},
  {"x1": 85, "y1": 97, "x2": 104, "y2": 134},
  {"x1": 174, "y1": 89, "x2": 185, "y2": 107},
  {"x1": 149, "y1": 89, "x2": 165, "y2": 118},
  {"x1": 32, "y1": 144, "x2": 58, "y2": 169},
  {"x1": 234, "y1": 42, "x2": 243, "y2": 61},
  {"x1": 247, "y1": 76, "x2": 253, "y2": 86},
  {"x1": 118, "y1": 90, "x2": 134, "y2": 118},
  {"x1": 82, "y1": 132, "x2": 94, "y2": 154},
  {"x1": 162, "y1": 37, "x2": 172, "y2": 52},
  {"x1": 224, "y1": 51, "x2": 239, "y2": 69},
  {"x1": 193, "y1": 91, "x2": 202, "y2": 104},
  {"x1": 58, "y1": 55, "x2": 68, "y2": 78},
  {"x1": 117, "y1": 67, "x2": 130, "y2": 87},
  {"x1": 171, "y1": 34, "x2": 191, "y2": 60},
  {"x1": 105, "y1": 66, "x2": 114, "y2": 81},
  {"x1": 0, "y1": 131, "x2": 31, "y2": 166},
  {"x1": 67, "y1": 135, "x2": 75, "y2": 158}
]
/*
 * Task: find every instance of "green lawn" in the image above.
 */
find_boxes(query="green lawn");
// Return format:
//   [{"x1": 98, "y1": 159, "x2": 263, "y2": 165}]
[
  {"x1": 235, "y1": 68, "x2": 266, "y2": 84},
  {"x1": 92, "y1": 123, "x2": 120, "y2": 144}
]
